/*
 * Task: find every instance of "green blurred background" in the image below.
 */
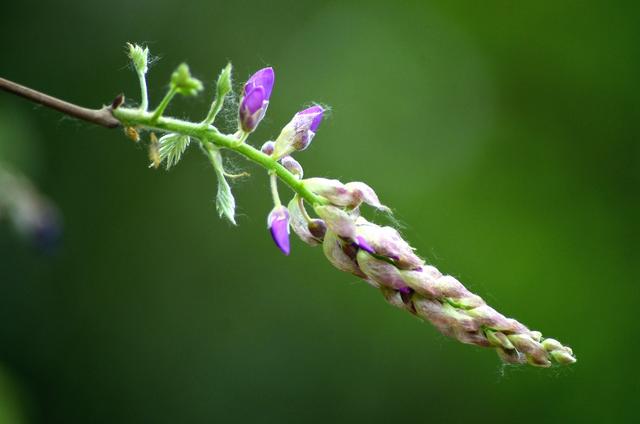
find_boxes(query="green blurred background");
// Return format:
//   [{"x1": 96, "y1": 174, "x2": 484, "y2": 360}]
[{"x1": 0, "y1": 0, "x2": 638, "y2": 422}]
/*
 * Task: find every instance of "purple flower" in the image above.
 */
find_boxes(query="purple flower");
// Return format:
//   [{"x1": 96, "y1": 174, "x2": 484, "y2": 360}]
[
  {"x1": 267, "y1": 205, "x2": 290, "y2": 255},
  {"x1": 291, "y1": 105, "x2": 324, "y2": 150},
  {"x1": 273, "y1": 105, "x2": 325, "y2": 157},
  {"x1": 239, "y1": 67, "x2": 275, "y2": 133}
]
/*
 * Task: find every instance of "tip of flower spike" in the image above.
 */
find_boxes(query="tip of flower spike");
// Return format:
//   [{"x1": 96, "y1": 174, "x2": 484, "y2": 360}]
[{"x1": 268, "y1": 206, "x2": 290, "y2": 255}]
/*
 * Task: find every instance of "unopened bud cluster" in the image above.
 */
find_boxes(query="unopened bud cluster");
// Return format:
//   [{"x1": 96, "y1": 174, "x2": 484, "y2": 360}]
[{"x1": 306, "y1": 181, "x2": 575, "y2": 366}]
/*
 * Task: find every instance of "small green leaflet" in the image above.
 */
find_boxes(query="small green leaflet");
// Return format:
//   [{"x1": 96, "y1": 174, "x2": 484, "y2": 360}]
[
  {"x1": 207, "y1": 146, "x2": 236, "y2": 225},
  {"x1": 158, "y1": 133, "x2": 190, "y2": 169}
]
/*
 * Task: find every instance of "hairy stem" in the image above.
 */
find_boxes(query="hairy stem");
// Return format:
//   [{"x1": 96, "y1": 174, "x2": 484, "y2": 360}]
[
  {"x1": 137, "y1": 71, "x2": 149, "y2": 111},
  {"x1": 0, "y1": 76, "x2": 325, "y2": 206},
  {"x1": 113, "y1": 107, "x2": 326, "y2": 205},
  {"x1": 201, "y1": 88, "x2": 225, "y2": 126},
  {"x1": 0, "y1": 77, "x2": 119, "y2": 128},
  {"x1": 150, "y1": 86, "x2": 177, "y2": 122}
]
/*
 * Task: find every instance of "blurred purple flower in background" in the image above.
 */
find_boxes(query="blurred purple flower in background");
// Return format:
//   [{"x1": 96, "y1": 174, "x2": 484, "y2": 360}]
[{"x1": 0, "y1": 165, "x2": 62, "y2": 254}]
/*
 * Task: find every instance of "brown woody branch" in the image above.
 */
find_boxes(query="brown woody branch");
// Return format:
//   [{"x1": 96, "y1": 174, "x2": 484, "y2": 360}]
[{"x1": 0, "y1": 76, "x2": 120, "y2": 128}]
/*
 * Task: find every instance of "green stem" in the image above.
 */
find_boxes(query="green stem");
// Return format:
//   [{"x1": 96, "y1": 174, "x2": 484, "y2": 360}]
[
  {"x1": 112, "y1": 107, "x2": 327, "y2": 206},
  {"x1": 270, "y1": 172, "x2": 282, "y2": 207},
  {"x1": 137, "y1": 70, "x2": 149, "y2": 111},
  {"x1": 150, "y1": 86, "x2": 177, "y2": 122},
  {"x1": 297, "y1": 195, "x2": 313, "y2": 224}
]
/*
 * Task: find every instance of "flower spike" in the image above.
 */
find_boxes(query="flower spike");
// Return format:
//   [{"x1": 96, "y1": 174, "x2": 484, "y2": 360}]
[
  {"x1": 0, "y1": 45, "x2": 575, "y2": 368},
  {"x1": 239, "y1": 67, "x2": 275, "y2": 133}
]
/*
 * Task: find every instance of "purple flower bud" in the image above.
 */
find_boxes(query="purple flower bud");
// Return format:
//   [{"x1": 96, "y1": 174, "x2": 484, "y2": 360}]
[
  {"x1": 291, "y1": 105, "x2": 324, "y2": 151},
  {"x1": 273, "y1": 105, "x2": 324, "y2": 157},
  {"x1": 297, "y1": 105, "x2": 324, "y2": 132},
  {"x1": 239, "y1": 67, "x2": 274, "y2": 133},
  {"x1": 261, "y1": 140, "x2": 275, "y2": 155},
  {"x1": 280, "y1": 156, "x2": 303, "y2": 178},
  {"x1": 267, "y1": 205, "x2": 290, "y2": 255}
]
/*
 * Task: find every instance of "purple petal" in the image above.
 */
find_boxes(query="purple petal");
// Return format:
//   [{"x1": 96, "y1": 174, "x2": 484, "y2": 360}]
[
  {"x1": 241, "y1": 86, "x2": 266, "y2": 115},
  {"x1": 355, "y1": 236, "x2": 375, "y2": 254},
  {"x1": 296, "y1": 105, "x2": 324, "y2": 132},
  {"x1": 398, "y1": 286, "x2": 413, "y2": 295},
  {"x1": 268, "y1": 206, "x2": 290, "y2": 255},
  {"x1": 244, "y1": 67, "x2": 274, "y2": 100},
  {"x1": 240, "y1": 87, "x2": 269, "y2": 132}
]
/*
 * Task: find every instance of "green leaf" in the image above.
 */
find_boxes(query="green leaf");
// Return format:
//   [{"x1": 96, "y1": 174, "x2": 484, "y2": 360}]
[
  {"x1": 208, "y1": 146, "x2": 236, "y2": 225},
  {"x1": 158, "y1": 133, "x2": 190, "y2": 169}
]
